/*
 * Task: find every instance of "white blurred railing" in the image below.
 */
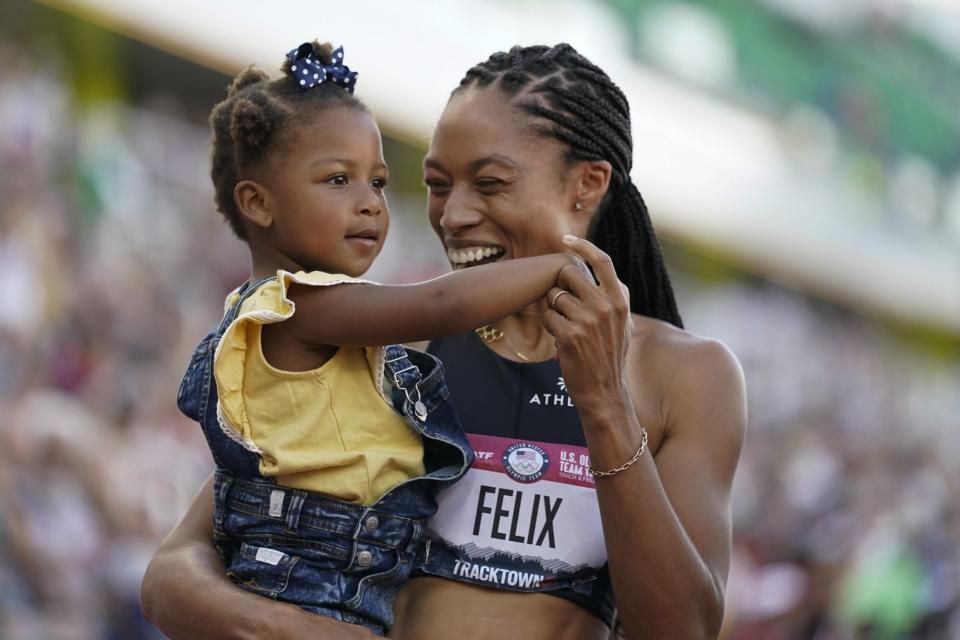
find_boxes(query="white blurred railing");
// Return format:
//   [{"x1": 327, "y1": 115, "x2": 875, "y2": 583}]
[{"x1": 45, "y1": 0, "x2": 960, "y2": 333}]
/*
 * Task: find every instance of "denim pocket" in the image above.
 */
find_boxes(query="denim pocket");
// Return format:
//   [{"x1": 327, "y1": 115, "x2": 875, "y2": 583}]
[{"x1": 227, "y1": 542, "x2": 298, "y2": 598}]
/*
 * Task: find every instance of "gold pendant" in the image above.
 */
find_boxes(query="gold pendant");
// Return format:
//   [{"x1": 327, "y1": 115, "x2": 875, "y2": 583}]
[
  {"x1": 475, "y1": 325, "x2": 504, "y2": 343},
  {"x1": 475, "y1": 325, "x2": 529, "y2": 362}
]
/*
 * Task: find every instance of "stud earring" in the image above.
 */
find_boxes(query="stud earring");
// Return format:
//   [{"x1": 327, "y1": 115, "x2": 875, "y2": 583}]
[{"x1": 574, "y1": 201, "x2": 583, "y2": 211}]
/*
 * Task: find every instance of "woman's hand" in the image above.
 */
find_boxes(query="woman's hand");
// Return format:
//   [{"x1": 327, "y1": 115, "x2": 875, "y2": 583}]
[{"x1": 542, "y1": 235, "x2": 634, "y2": 418}]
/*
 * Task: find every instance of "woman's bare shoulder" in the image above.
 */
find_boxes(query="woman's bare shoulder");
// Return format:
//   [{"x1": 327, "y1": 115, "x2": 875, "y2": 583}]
[
  {"x1": 627, "y1": 314, "x2": 746, "y2": 440},
  {"x1": 629, "y1": 314, "x2": 741, "y2": 380}
]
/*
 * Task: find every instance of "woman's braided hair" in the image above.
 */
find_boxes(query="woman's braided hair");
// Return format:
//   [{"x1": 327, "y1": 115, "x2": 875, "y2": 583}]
[
  {"x1": 208, "y1": 40, "x2": 367, "y2": 239},
  {"x1": 456, "y1": 44, "x2": 683, "y2": 327}
]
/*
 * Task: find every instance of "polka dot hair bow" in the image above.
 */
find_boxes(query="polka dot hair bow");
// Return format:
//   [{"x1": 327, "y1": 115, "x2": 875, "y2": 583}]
[{"x1": 286, "y1": 43, "x2": 358, "y2": 94}]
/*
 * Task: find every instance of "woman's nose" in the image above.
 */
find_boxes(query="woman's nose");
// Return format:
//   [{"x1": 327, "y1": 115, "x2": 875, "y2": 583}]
[{"x1": 438, "y1": 189, "x2": 483, "y2": 231}]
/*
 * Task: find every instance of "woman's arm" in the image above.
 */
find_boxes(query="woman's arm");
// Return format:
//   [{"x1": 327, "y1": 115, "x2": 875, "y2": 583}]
[
  {"x1": 140, "y1": 476, "x2": 375, "y2": 639},
  {"x1": 542, "y1": 237, "x2": 747, "y2": 640},
  {"x1": 281, "y1": 254, "x2": 579, "y2": 347}
]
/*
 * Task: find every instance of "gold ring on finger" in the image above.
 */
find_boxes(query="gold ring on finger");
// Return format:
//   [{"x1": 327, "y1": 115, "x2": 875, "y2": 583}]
[{"x1": 550, "y1": 290, "x2": 570, "y2": 311}]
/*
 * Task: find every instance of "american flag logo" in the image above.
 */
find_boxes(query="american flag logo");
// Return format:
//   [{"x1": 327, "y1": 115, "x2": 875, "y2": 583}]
[
  {"x1": 503, "y1": 443, "x2": 549, "y2": 483},
  {"x1": 514, "y1": 449, "x2": 538, "y2": 471}
]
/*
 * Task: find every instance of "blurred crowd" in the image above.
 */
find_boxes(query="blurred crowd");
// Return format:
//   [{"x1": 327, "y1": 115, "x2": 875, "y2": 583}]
[
  {"x1": 685, "y1": 285, "x2": 960, "y2": 639},
  {"x1": 0, "y1": 39, "x2": 238, "y2": 639},
  {"x1": 1, "y1": 34, "x2": 958, "y2": 640}
]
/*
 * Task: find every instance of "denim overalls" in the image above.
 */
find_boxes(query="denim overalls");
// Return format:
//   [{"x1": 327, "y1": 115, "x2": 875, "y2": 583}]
[{"x1": 176, "y1": 279, "x2": 474, "y2": 634}]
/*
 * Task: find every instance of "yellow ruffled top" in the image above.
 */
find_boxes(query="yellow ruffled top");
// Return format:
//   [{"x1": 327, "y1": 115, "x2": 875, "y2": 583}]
[{"x1": 213, "y1": 270, "x2": 424, "y2": 505}]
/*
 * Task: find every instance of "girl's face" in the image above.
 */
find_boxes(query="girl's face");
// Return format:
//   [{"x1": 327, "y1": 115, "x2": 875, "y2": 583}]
[
  {"x1": 262, "y1": 107, "x2": 389, "y2": 277},
  {"x1": 423, "y1": 88, "x2": 586, "y2": 270}
]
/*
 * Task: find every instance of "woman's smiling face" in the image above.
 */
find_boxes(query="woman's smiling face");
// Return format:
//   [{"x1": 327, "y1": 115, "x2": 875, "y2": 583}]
[{"x1": 423, "y1": 87, "x2": 588, "y2": 270}]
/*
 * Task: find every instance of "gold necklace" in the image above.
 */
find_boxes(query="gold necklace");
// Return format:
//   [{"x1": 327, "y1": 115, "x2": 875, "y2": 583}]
[{"x1": 475, "y1": 325, "x2": 531, "y2": 362}]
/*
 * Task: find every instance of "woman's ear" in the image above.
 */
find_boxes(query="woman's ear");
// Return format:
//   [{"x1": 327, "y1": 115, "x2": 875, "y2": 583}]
[
  {"x1": 234, "y1": 180, "x2": 274, "y2": 230},
  {"x1": 571, "y1": 160, "x2": 613, "y2": 216}
]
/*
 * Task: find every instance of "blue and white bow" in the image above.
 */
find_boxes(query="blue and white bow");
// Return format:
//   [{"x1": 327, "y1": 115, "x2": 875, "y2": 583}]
[{"x1": 287, "y1": 43, "x2": 358, "y2": 94}]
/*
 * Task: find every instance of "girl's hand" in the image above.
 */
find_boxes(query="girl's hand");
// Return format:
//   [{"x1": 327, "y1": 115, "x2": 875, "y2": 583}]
[{"x1": 542, "y1": 235, "x2": 634, "y2": 417}]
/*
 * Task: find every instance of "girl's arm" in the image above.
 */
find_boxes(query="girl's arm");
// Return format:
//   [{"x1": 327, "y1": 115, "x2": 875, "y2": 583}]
[
  {"x1": 281, "y1": 254, "x2": 578, "y2": 347},
  {"x1": 140, "y1": 476, "x2": 375, "y2": 639}
]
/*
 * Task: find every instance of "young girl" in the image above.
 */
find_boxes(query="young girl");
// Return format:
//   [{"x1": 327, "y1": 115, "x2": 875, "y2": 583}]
[{"x1": 176, "y1": 41, "x2": 582, "y2": 635}]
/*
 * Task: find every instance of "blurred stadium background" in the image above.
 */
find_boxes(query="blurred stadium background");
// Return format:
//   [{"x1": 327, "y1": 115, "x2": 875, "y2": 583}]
[{"x1": 1, "y1": 0, "x2": 957, "y2": 638}]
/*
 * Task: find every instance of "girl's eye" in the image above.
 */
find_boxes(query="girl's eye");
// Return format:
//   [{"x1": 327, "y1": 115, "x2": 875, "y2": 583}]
[
  {"x1": 326, "y1": 175, "x2": 348, "y2": 186},
  {"x1": 372, "y1": 177, "x2": 388, "y2": 190}
]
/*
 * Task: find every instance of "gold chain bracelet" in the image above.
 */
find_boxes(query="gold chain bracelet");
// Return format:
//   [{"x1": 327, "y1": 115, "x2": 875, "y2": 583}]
[{"x1": 588, "y1": 427, "x2": 649, "y2": 479}]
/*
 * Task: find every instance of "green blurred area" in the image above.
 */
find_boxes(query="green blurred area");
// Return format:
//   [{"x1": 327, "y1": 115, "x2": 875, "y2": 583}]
[
  {"x1": 604, "y1": 0, "x2": 960, "y2": 171},
  {"x1": 6, "y1": 0, "x2": 124, "y2": 106},
  {"x1": 838, "y1": 546, "x2": 925, "y2": 640}
]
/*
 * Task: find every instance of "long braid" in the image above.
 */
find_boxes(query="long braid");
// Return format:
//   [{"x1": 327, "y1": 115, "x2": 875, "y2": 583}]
[{"x1": 455, "y1": 44, "x2": 683, "y2": 328}]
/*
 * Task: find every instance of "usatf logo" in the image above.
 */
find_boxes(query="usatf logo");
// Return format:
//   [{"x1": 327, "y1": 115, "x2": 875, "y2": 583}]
[{"x1": 502, "y1": 442, "x2": 549, "y2": 483}]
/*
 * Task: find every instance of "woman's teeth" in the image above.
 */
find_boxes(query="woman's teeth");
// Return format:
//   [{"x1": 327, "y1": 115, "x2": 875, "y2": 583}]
[{"x1": 447, "y1": 246, "x2": 505, "y2": 267}]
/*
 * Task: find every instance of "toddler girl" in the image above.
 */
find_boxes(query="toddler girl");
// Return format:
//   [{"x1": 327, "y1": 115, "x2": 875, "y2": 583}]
[{"x1": 176, "y1": 40, "x2": 580, "y2": 635}]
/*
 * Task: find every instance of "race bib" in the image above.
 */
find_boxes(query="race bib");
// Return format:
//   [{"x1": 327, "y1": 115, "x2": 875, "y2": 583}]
[{"x1": 422, "y1": 433, "x2": 606, "y2": 590}]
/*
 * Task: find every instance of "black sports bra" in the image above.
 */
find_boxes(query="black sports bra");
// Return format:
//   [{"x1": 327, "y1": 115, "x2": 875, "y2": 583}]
[{"x1": 422, "y1": 332, "x2": 614, "y2": 627}]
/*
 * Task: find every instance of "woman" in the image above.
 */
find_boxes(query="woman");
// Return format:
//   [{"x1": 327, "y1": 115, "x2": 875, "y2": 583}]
[{"x1": 141, "y1": 44, "x2": 746, "y2": 639}]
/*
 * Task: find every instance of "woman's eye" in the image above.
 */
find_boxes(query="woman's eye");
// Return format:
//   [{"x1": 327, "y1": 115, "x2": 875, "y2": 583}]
[
  {"x1": 475, "y1": 178, "x2": 505, "y2": 190},
  {"x1": 424, "y1": 179, "x2": 450, "y2": 195},
  {"x1": 326, "y1": 175, "x2": 348, "y2": 186}
]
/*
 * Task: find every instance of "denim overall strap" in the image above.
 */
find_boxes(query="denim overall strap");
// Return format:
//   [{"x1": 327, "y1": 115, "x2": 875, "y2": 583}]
[
  {"x1": 384, "y1": 344, "x2": 468, "y2": 433},
  {"x1": 219, "y1": 276, "x2": 276, "y2": 332},
  {"x1": 378, "y1": 345, "x2": 475, "y2": 493},
  {"x1": 383, "y1": 344, "x2": 429, "y2": 425},
  {"x1": 198, "y1": 276, "x2": 276, "y2": 479}
]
